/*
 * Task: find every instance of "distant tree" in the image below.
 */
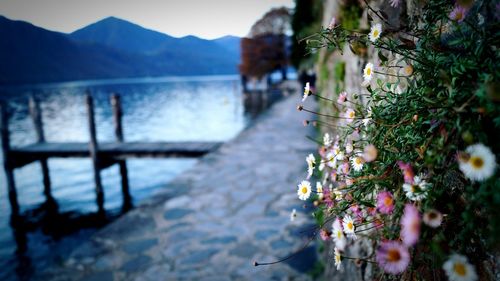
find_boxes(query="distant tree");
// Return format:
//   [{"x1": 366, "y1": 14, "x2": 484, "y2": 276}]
[{"x1": 239, "y1": 7, "x2": 291, "y2": 80}]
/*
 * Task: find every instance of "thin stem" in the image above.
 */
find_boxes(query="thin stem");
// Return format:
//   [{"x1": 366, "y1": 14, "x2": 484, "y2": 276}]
[
  {"x1": 342, "y1": 256, "x2": 377, "y2": 264},
  {"x1": 300, "y1": 107, "x2": 365, "y2": 120}
]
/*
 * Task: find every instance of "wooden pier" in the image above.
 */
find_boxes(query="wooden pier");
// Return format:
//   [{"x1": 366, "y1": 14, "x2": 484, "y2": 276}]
[{"x1": 0, "y1": 94, "x2": 222, "y2": 215}]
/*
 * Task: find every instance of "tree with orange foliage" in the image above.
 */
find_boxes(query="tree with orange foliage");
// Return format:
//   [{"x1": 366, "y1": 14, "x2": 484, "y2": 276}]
[{"x1": 239, "y1": 7, "x2": 291, "y2": 82}]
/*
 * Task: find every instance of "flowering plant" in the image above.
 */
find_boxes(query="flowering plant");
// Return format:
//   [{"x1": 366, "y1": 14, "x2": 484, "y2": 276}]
[{"x1": 296, "y1": 0, "x2": 499, "y2": 279}]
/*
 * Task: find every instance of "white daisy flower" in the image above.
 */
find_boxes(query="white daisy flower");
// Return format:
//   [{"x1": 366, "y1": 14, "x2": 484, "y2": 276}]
[
  {"x1": 458, "y1": 143, "x2": 496, "y2": 182},
  {"x1": 290, "y1": 209, "x2": 297, "y2": 222},
  {"x1": 326, "y1": 151, "x2": 338, "y2": 168},
  {"x1": 316, "y1": 182, "x2": 324, "y2": 200},
  {"x1": 345, "y1": 142, "x2": 354, "y2": 154},
  {"x1": 323, "y1": 133, "x2": 333, "y2": 147},
  {"x1": 403, "y1": 174, "x2": 430, "y2": 201},
  {"x1": 351, "y1": 155, "x2": 364, "y2": 172},
  {"x1": 362, "y1": 107, "x2": 372, "y2": 127},
  {"x1": 297, "y1": 180, "x2": 312, "y2": 201},
  {"x1": 302, "y1": 82, "x2": 311, "y2": 102},
  {"x1": 334, "y1": 247, "x2": 342, "y2": 270},
  {"x1": 345, "y1": 108, "x2": 356, "y2": 123},
  {"x1": 443, "y1": 254, "x2": 478, "y2": 281},
  {"x1": 318, "y1": 161, "x2": 325, "y2": 172},
  {"x1": 333, "y1": 146, "x2": 344, "y2": 161},
  {"x1": 306, "y1": 154, "x2": 316, "y2": 179},
  {"x1": 342, "y1": 215, "x2": 356, "y2": 239},
  {"x1": 403, "y1": 64, "x2": 414, "y2": 76},
  {"x1": 331, "y1": 219, "x2": 347, "y2": 251},
  {"x1": 332, "y1": 188, "x2": 343, "y2": 200},
  {"x1": 363, "y1": 62, "x2": 374, "y2": 82},
  {"x1": 423, "y1": 209, "x2": 443, "y2": 228},
  {"x1": 369, "y1": 23, "x2": 382, "y2": 42}
]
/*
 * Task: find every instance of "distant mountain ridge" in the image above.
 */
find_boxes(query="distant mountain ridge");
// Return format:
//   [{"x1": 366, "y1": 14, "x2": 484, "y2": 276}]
[{"x1": 0, "y1": 16, "x2": 241, "y2": 85}]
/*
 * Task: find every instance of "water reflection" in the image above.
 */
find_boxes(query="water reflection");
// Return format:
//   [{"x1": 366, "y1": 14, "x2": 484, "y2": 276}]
[
  {"x1": 0, "y1": 75, "x2": 250, "y2": 280},
  {"x1": 0, "y1": 75, "x2": 285, "y2": 280}
]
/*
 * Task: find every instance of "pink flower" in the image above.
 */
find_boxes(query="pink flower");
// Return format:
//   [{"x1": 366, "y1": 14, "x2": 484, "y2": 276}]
[
  {"x1": 449, "y1": 5, "x2": 468, "y2": 22},
  {"x1": 320, "y1": 229, "x2": 331, "y2": 241},
  {"x1": 397, "y1": 161, "x2": 415, "y2": 184},
  {"x1": 342, "y1": 162, "x2": 350, "y2": 174},
  {"x1": 337, "y1": 91, "x2": 347, "y2": 104},
  {"x1": 345, "y1": 108, "x2": 356, "y2": 123},
  {"x1": 377, "y1": 191, "x2": 395, "y2": 214},
  {"x1": 367, "y1": 207, "x2": 377, "y2": 216},
  {"x1": 376, "y1": 241, "x2": 410, "y2": 274},
  {"x1": 328, "y1": 17, "x2": 336, "y2": 29},
  {"x1": 363, "y1": 144, "x2": 378, "y2": 162},
  {"x1": 330, "y1": 170, "x2": 337, "y2": 182},
  {"x1": 401, "y1": 204, "x2": 421, "y2": 246},
  {"x1": 374, "y1": 218, "x2": 384, "y2": 229},
  {"x1": 323, "y1": 188, "x2": 335, "y2": 208},
  {"x1": 346, "y1": 178, "x2": 354, "y2": 186}
]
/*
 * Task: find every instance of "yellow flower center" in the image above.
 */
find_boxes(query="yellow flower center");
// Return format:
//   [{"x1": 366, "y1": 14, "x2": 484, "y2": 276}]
[
  {"x1": 355, "y1": 158, "x2": 362, "y2": 165},
  {"x1": 366, "y1": 67, "x2": 372, "y2": 76},
  {"x1": 347, "y1": 222, "x2": 353, "y2": 230},
  {"x1": 404, "y1": 65, "x2": 414, "y2": 75},
  {"x1": 453, "y1": 263, "x2": 467, "y2": 276},
  {"x1": 387, "y1": 249, "x2": 401, "y2": 262},
  {"x1": 301, "y1": 187, "x2": 308, "y2": 194},
  {"x1": 384, "y1": 197, "x2": 393, "y2": 207},
  {"x1": 373, "y1": 30, "x2": 379, "y2": 38},
  {"x1": 349, "y1": 111, "x2": 355, "y2": 118},
  {"x1": 470, "y1": 156, "x2": 484, "y2": 169},
  {"x1": 337, "y1": 231, "x2": 342, "y2": 238}
]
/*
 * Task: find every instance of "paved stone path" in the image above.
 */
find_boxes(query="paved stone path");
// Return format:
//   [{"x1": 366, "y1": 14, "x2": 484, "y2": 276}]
[{"x1": 38, "y1": 85, "x2": 319, "y2": 281}]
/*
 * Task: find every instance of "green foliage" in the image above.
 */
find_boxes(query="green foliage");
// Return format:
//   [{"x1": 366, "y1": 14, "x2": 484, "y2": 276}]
[
  {"x1": 339, "y1": 1, "x2": 362, "y2": 30},
  {"x1": 291, "y1": 0, "x2": 323, "y2": 69},
  {"x1": 302, "y1": 0, "x2": 499, "y2": 278}
]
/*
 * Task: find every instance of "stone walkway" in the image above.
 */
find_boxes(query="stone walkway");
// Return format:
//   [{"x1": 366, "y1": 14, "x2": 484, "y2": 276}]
[{"x1": 38, "y1": 84, "x2": 319, "y2": 281}]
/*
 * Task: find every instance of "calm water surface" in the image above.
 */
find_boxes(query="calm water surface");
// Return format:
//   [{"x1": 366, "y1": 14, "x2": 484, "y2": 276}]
[{"x1": 0, "y1": 75, "x2": 247, "y2": 280}]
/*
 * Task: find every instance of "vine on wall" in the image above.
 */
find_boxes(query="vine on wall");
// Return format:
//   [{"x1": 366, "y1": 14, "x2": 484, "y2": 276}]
[{"x1": 297, "y1": 0, "x2": 499, "y2": 279}]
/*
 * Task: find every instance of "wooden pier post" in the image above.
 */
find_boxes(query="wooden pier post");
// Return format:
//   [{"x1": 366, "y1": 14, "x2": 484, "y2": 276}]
[
  {"x1": 111, "y1": 94, "x2": 131, "y2": 210},
  {"x1": 29, "y1": 96, "x2": 52, "y2": 199},
  {"x1": 86, "y1": 94, "x2": 104, "y2": 213},
  {"x1": 0, "y1": 103, "x2": 19, "y2": 215}
]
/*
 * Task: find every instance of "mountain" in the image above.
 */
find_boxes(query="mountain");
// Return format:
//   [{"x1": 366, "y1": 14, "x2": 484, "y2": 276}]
[
  {"x1": 0, "y1": 16, "x2": 147, "y2": 85},
  {"x1": 69, "y1": 17, "x2": 241, "y2": 59},
  {"x1": 69, "y1": 16, "x2": 174, "y2": 55},
  {"x1": 0, "y1": 16, "x2": 241, "y2": 85},
  {"x1": 213, "y1": 35, "x2": 241, "y2": 58}
]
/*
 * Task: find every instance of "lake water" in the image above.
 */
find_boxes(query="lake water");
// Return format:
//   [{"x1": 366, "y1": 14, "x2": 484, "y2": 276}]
[{"x1": 0, "y1": 75, "x2": 248, "y2": 280}]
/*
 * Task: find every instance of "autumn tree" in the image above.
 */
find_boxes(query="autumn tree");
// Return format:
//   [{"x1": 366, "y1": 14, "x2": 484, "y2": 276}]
[{"x1": 239, "y1": 7, "x2": 291, "y2": 81}]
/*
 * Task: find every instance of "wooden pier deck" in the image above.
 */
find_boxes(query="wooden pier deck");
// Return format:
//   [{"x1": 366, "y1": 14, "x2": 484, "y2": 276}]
[
  {"x1": 1, "y1": 94, "x2": 221, "y2": 215},
  {"x1": 10, "y1": 141, "x2": 221, "y2": 166}
]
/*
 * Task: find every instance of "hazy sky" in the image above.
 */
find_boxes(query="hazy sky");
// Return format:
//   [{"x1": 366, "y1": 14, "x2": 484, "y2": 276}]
[{"x1": 0, "y1": 0, "x2": 294, "y2": 39}]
